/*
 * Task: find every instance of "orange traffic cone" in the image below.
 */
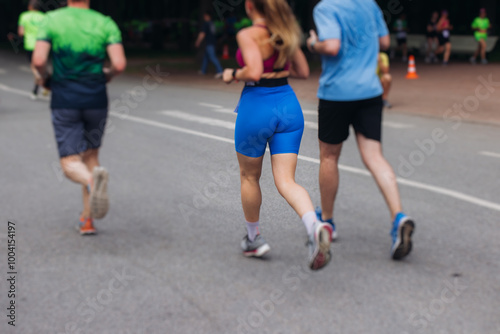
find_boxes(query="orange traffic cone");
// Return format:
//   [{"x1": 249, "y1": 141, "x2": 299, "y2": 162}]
[
  {"x1": 406, "y1": 55, "x2": 419, "y2": 79},
  {"x1": 222, "y1": 44, "x2": 230, "y2": 60}
]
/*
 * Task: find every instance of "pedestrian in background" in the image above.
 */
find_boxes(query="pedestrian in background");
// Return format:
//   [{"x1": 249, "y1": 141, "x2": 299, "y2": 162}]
[
  {"x1": 425, "y1": 11, "x2": 439, "y2": 63},
  {"x1": 8, "y1": 0, "x2": 46, "y2": 99},
  {"x1": 391, "y1": 13, "x2": 408, "y2": 62},
  {"x1": 435, "y1": 10, "x2": 453, "y2": 66},
  {"x1": 470, "y1": 8, "x2": 491, "y2": 65},
  {"x1": 195, "y1": 11, "x2": 223, "y2": 79},
  {"x1": 377, "y1": 52, "x2": 392, "y2": 109}
]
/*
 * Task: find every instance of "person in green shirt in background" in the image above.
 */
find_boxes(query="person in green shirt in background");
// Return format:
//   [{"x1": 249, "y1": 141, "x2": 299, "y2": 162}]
[
  {"x1": 33, "y1": 0, "x2": 126, "y2": 235},
  {"x1": 9, "y1": 0, "x2": 46, "y2": 99},
  {"x1": 470, "y1": 8, "x2": 491, "y2": 65}
]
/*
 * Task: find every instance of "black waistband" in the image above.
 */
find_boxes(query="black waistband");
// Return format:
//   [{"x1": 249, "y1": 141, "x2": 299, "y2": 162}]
[{"x1": 245, "y1": 77, "x2": 288, "y2": 87}]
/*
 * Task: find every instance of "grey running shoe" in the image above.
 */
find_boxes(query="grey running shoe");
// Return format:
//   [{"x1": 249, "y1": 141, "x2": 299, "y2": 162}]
[
  {"x1": 481, "y1": 59, "x2": 488, "y2": 65},
  {"x1": 469, "y1": 56, "x2": 477, "y2": 64},
  {"x1": 383, "y1": 99, "x2": 392, "y2": 109},
  {"x1": 241, "y1": 234, "x2": 270, "y2": 257},
  {"x1": 89, "y1": 167, "x2": 109, "y2": 219},
  {"x1": 307, "y1": 222, "x2": 332, "y2": 270}
]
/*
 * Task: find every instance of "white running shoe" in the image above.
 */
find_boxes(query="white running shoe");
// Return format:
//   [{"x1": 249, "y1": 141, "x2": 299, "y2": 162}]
[{"x1": 89, "y1": 167, "x2": 109, "y2": 219}]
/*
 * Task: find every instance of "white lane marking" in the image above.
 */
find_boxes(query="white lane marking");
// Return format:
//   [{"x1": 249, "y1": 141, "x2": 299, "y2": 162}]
[
  {"x1": 0, "y1": 83, "x2": 32, "y2": 97},
  {"x1": 19, "y1": 65, "x2": 32, "y2": 73},
  {"x1": 2, "y1": 82, "x2": 498, "y2": 212},
  {"x1": 109, "y1": 112, "x2": 500, "y2": 213},
  {"x1": 383, "y1": 121, "x2": 414, "y2": 129},
  {"x1": 212, "y1": 108, "x2": 235, "y2": 114},
  {"x1": 160, "y1": 110, "x2": 235, "y2": 130},
  {"x1": 198, "y1": 102, "x2": 223, "y2": 109},
  {"x1": 110, "y1": 111, "x2": 234, "y2": 144},
  {"x1": 0, "y1": 83, "x2": 50, "y2": 101},
  {"x1": 479, "y1": 151, "x2": 500, "y2": 159},
  {"x1": 0, "y1": 69, "x2": 6, "y2": 75},
  {"x1": 305, "y1": 121, "x2": 318, "y2": 130},
  {"x1": 303, "y1": 109, "x2": 317, "y2": 116}
]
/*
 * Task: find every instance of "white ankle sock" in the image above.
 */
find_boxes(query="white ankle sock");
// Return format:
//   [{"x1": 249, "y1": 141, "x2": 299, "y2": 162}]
[
  {"x1": 246, "y1": 221, "x2": 260, "y2": 241},
  {"x1": 302, "y1": 211, "x2": 317, "y2": 235}
]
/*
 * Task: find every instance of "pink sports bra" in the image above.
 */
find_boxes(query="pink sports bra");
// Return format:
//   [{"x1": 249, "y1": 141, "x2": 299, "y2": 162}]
[{"x1": 235, "y1": 25, "x2": 290, "y2": 73}]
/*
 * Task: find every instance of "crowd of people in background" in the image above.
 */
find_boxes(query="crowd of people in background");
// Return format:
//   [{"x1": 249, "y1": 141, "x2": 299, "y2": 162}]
[{"x1": 391, "y1": 8, "x2": 493, "y2": 66}]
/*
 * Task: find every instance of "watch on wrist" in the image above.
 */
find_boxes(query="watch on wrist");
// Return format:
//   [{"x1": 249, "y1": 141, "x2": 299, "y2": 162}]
[
  {"x1": 310, "y1": 39, "x2": 317, "y2": 52},
  {"x1": 232, "y1": 68, "x2": 238, "y2": 80}
]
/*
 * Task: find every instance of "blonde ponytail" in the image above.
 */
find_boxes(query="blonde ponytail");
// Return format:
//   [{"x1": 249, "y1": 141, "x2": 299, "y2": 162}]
[{"x1": 252, "y1": 0, "x2": 301, "y2": 68}]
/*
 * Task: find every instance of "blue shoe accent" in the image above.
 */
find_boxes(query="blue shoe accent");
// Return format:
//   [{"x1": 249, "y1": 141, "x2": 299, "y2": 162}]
[
  {"x1": 391, "y1": 212, "x2": 415, "y2": 260},
  {"x1": 315, "y1": 206, "x2": 337, "y2": 241}
]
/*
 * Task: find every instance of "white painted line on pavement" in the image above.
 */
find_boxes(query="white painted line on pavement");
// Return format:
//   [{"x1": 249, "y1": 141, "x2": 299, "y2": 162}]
[
  {"x1": 0, "y1": 83, "x2": 32, "y2": 97},
  {"x1": 19, "y1": 65, "x2": 32, "y2": 73},
  {"x1": 110, "y1": 112, "x2": 500, "y2": 213},
  {"x1": 110, "y1": 111, "x2": 234, "y2": 144},
  {"x1": 383, "y1": 121, "x2": 415, "y2": 129},
  {"x1": 2, "y1": 82, "x2": 498, "y2": 213},
  {"x1": 160, "y1": 110, "x2": 235, "y2": 130},
  {"x1": 199, "y1": 102, "x2": 223, "y2": 109},
  {"x1": 303, "y1": 109, "x2": 317, "y2": 115},
  {"x1": 305, "y1": 121, "x2": 318, "y2": 130},
  {"x1": 0, "y1": 83, "x2": 50, "y2": 101},
  {"x1": 212, "y1": 108, "x2": 235, "y2": 114},
  {"x1": 479, "y1": 151, "x2": 500, "y2": 159}
]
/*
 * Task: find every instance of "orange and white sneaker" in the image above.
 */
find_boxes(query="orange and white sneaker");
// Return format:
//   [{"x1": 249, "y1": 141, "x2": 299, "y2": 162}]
[{"x1": 78, "y1": 216, "x2": 96, "y2": 235}]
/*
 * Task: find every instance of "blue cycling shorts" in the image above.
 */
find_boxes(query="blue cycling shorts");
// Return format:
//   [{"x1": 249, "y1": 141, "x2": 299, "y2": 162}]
[{"x1": 234, "y1": 84, "x2": 304, "y2": 158}]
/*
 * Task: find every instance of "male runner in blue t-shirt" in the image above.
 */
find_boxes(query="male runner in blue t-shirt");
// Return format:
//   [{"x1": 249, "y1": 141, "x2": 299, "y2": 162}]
[{"x1": 307, "y1": 0, "x2": 415, "y2": 260}]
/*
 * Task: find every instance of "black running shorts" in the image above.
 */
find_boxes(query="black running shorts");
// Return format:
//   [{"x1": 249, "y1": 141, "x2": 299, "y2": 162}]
[{"x1": 318, "y1": 95, "x2": 383, "y2": 145}]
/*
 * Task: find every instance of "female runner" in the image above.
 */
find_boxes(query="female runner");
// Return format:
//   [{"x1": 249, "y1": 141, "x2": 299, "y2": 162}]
[{"x1": 222, "y1": 0, "x2": 332, "y2": 270}]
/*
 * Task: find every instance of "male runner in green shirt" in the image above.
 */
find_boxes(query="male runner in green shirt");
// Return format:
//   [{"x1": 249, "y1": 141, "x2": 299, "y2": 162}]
[
  {"x1": 10, "y1": 0, "x2": 46, "y2": 99},
  {"x1": 33, "y1": 0, "x2": 126, "y2": 235},
  {"x1": 470, "y1": 8, "x2": 491, "y2": 64}
]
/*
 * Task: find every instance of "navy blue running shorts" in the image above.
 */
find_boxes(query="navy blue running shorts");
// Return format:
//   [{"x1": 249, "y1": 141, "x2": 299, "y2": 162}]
[
  {"x1": 318, "y1": 95, "x2": 383, "y2": 145},
  {"x1": 51, "y1": 108, "x2": 108, "y2": 158}
]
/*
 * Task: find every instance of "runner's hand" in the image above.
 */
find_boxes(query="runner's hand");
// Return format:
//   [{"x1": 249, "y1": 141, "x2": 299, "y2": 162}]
[
  {"x1": 103, "y1": 67, "x2": 112, "y2": 82},
  {"x1": 223, "y1": 68, "x2": 234, "y2": 84},
  {"x1": 307, "y1": 30, "x2": 318, "y2": 53}
]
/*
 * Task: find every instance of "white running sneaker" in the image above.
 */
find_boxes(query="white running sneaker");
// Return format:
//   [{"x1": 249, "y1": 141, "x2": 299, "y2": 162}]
[
  {"x1": 307, "y1": 222, "x2": 332, "y2": 270},
  {"x1": 89, "y1": 167, "x2": 109, "y2": 219}
]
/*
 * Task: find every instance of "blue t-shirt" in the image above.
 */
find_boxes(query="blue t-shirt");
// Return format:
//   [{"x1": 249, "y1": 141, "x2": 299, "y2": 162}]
[{"x1": 314, "y1": 0, "x2": 389, "y2": 101}]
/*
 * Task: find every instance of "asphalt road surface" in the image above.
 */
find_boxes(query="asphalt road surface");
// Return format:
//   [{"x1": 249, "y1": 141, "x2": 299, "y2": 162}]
[{"x1": 1, "y1": 50, "x2": 499, "y2": 334}]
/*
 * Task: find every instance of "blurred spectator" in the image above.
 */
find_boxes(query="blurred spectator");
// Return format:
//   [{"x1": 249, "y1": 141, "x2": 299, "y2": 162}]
[
  {"x1": 425, "y1": 11, "x2": 439, "y2": 63},
  {"x1": 391, "y1": 14, "x2": 408, "y2": 62},
  {"x1": 470, "y1": 8, "x2": 491, "y2": 65},
  {"x1": 435, "y1": 10, "x2": 453, "y2": 65},
  {"x1": 377, "y1": 52, "x2": 392, "y2": 109},
  {"x1": 195, "y1": 11, "x2": 223, "y2": 78},
  {"x1": 7, "y1": 0, "x2": 46, "y2": 99}
]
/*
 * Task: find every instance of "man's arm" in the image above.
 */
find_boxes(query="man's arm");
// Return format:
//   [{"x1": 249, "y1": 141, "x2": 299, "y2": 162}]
[
  {"x1": 307, "y1": 30, "x2": 340, "y2": 56},
  {"x1": 195, "y1": 32, "x2": 205, "y2": 48},
  {"x1": 379, "y1": 35, "x2": 390, "y2": 51},
  {"x1": 104, "y1": 44, "x2": 127, "y2": 82},
  {"x1": 18, "y1": 26, "x2": 25, "y2": 37},
  {"x1": 32, "y1": 40, "x2": 51, "y2": 77}
]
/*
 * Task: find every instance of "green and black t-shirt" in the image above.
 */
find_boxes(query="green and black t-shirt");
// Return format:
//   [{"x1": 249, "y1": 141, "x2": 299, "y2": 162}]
[{"x1": 37, "y1": 7, "x2": 122, "y2": 109}]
